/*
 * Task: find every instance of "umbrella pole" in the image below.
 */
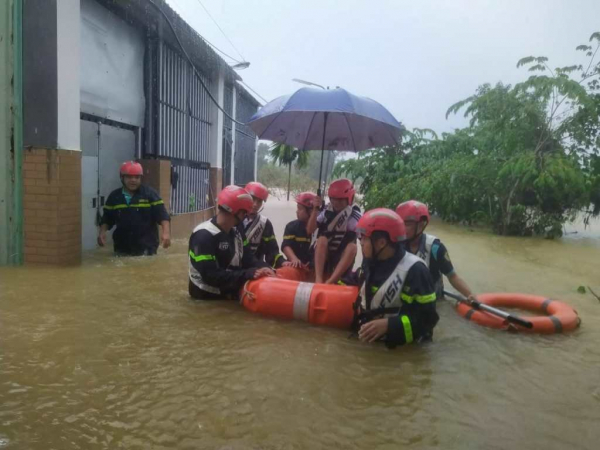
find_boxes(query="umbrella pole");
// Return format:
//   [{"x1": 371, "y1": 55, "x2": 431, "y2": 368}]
[
  {"x1": 317, "y1": 149, "x2": 325, "y2": 197},
  {"x1": 317, "y1": 113, "x2": 328, "y2": 197}
]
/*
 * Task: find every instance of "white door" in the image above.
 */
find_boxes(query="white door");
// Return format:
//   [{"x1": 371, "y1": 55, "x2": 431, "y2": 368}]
[
  {"x1": 80, "y1": 121, "x2": 137, "y2": 252},
  {"x1": 98, "y1": 123, "x2": 136, "y2": 208},
  {"x1": 98, "y1": 124, "x2": 136, "y2": 247}
]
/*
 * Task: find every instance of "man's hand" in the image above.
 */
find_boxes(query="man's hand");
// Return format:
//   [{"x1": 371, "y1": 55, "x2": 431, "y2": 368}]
[
  {"x1": 97, "y1": 231, "x2": 106, "y2": 247},
  {"x1": 161, "y1": 232, "x2": 171, "y2": 249},
  {"x1": 358, "y1": 319, "x2": 389, "y2": 343},
  {"x1": 253, "y1": 267, "x2": 276, "y2": 279},
  {"x1": 283, "y1": 258, "x2": 303, "y2": 268},
  {"x1": 312, "y1": 196, "x2": 323, "y2": 211},
  {"x1": 324, "y1": 277, "x2": 337, "y2": 285}
]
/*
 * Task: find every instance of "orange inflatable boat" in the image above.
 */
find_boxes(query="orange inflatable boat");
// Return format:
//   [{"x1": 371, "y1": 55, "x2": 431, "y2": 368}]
[
  {"x1": 240, "y1": 274, "x2": 358, "y2": 329},
  {"x1": 274, "y1": 266, "x2": 312, "y2": 282},
  {"x1": 455, "y1": 293, "x2": 580, "y2": 334}
]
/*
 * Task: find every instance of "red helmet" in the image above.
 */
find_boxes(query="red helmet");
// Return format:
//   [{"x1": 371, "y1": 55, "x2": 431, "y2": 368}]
[
  {"x1": 356, "y1": 208, "x2": 406, "y2": 243},
  {"x1": 217, "y1": 185, "x2": 253, "y2": 214},
  {"x1": 120, "y1": 161, "x2": 143, "y2": 176},
  {"x1": 396, "y1": 200, "x2": 430, "y2": 223},
  {"x1": 328, "y1": 178, "x2": 355, "y2": 203},
  {"x1": 245, "y1": 181, "x2": 269, "y2": 202},
  {"x1": 295, "y1": 192, "x2": 318, "y2": 209}
]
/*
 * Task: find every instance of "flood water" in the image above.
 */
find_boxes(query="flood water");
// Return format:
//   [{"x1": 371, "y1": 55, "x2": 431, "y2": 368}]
[{"x1": 1, "y1": 199, "x2": 599, "y2": 449}]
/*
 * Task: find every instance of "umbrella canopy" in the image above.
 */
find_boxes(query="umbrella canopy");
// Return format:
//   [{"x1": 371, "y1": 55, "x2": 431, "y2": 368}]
[{"x1": 248, "y1": 87, "x2": 404, "y2": 152}]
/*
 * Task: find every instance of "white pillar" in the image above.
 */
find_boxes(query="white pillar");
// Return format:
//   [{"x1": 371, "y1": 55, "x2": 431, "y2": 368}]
[
  {"x1": 56, "y1": 0, "x2": 80, "y2": 150},
  {"x1": 209, "y1": 67, "x2": 225, "y2": 168},
  {"x1": 231, "y1": 84, "x2": 237, "y2": 185}
]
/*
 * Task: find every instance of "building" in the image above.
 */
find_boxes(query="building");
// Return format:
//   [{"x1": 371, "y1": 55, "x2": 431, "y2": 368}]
[{"x1": 0, "y1": 0, "x2": 261, "y2": 265}]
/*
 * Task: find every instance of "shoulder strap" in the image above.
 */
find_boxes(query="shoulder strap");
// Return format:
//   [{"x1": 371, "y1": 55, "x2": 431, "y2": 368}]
[
  {"x1": 326, "y1": 205, "x2": 353, "y2": 233},
  {"x1": 363, "y1": 253, "x2": 423, "y2": 312},
  {"x1": 246, "y1": 214, "x2": 268, "y2": 245},
  {"x1": 230, "y1": 228, "x2": 244, "y2": 267},
  {"x1": 193, "y1": 220, "x2": 221, "y2": 236}
]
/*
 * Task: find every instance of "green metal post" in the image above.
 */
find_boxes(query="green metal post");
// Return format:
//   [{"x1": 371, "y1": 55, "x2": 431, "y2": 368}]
[{"x1": 0, "y1": 0, "x2": 23, "y2": 265}]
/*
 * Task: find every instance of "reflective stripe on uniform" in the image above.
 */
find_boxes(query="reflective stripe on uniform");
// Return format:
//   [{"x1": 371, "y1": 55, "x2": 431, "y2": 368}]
[
  {"x1": 401, "y1": 315, "x2": 413, "y2": 344},
  {"x1": 151, "y1": 200, "x2": 164, "y2": 206},
  {"x1": 104, "y1": 203, "x2": 151, "y2": 210},
  {"x1": 262, "y1": 235, "x2": 276, "y2": 242},
  {"x1": 103, "y1": 204, "x2": 128, "y2": 210},
  {"x1": 283, "y1": 235, "x2": 311, "y2": 242},
  {"x1": 273, "y1": 253, "x2": 283, "y2": 268},
  {"x1": 401, "y1": 292, "x2": 436, "y2": 304},
  {"x1": 243, "y1": 239, "x2": 249, "y2": 246},
  {"x1": 189, "y1": 250, "x2": 216, "y2": 262}
]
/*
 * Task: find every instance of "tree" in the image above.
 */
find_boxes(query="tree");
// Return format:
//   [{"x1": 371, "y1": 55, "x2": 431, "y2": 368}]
[
  {"x1": 333, "y1": 31, "x2": 600, "y2": 238},
  {"x1": 269, "y1": 143, "x2": 309, "y2": 200}
]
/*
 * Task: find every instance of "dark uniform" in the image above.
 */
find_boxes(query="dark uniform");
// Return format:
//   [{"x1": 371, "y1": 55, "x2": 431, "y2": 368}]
[
  {"x1": 238, "y1": 216, "x2": 284, "y2": 268},
  {"x1": 281, "y1": 219, "x2": 312, "y2": 265},
  {"x1": 349, "y1": 247, "x2": 439, "y2": 347},
  {"x1": 407, "y1": 234, "x2": 455, "y2": 298},
  {"x1": 426, "y1": 241, "x2": 453, "y2": 289},
  {"x1": 189, "y1": 217, "x2": 267, "y2": 300},
  {"x1": 316, "y1": 205, "x2": 361, "y2": 275},
  {"x1": 100, "y1": 185, "x2": 170, "y2": 256}
]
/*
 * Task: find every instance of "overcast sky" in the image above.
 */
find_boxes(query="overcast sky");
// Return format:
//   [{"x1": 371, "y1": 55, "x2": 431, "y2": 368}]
[{"x1": 166, "y1": 0, "x2": 600, "y2": 134}]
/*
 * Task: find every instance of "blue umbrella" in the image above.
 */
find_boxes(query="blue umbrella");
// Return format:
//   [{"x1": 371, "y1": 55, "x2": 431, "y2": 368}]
[{"x1": 247, "y1": 87, "x2": 404, "y2": 195}]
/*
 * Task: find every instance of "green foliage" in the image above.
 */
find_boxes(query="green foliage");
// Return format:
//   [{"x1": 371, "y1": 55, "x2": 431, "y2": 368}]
[
  {"x1": 334, "y1": 31, "x2": 600, "y2": 238},
  {"x1": 577, "y1": 286, "x2": 587, "y2": 294},
  {"x1": 269, "y1": 143, "x2": 309, "y2": 169}
]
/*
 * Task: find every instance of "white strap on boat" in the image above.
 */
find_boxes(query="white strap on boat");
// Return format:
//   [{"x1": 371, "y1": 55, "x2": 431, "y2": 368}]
[{"x1": 293, "y1": 282, "x2": 314, "y2": 321}]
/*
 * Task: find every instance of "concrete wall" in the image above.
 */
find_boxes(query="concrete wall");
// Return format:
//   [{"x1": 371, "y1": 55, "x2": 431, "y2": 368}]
[
  {"x1": 23, "y1": 0, "x2": 58, "y2": 148},
  {"x1": 21, "y1": 0, "x2": 82, "y2": 265}
]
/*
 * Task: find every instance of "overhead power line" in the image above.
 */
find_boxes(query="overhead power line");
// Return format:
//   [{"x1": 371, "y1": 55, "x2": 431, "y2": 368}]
[{"x1": 195, "y1": 0, "x2": 246, "y2": 62}]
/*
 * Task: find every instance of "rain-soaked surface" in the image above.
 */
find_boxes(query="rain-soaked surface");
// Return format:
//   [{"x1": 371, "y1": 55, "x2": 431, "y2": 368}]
[{"x1": 1, "y1": 198, "x2": 599, "y2": 449}]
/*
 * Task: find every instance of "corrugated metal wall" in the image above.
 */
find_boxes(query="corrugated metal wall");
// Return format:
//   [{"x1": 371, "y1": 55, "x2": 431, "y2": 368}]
[
  {"x1": 170, "y1": 163, "x2": 210, "y2": 214},
  {"x1": 155, "y1": 41, "x2": 211, "y2": 214},
  {"x1": 157, "y1": 42, "x2": 211, "y2": 162},
  {"x1": 234, "y1": 89, "x2": 257, "y2": 186}
]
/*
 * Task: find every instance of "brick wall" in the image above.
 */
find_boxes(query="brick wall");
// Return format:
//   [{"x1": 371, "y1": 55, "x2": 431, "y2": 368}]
[
  {"x1": 23, "y1": 148, "x2": 82, "y2": 265},
  {"x1": 140, "y1": 159, "x2": 171, "y2": 213}
]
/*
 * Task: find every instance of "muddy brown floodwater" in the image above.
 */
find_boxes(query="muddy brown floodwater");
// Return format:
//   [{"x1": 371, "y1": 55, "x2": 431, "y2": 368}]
[{"x1": 1, "y1": 198, "x2": 599, "y2": 449}]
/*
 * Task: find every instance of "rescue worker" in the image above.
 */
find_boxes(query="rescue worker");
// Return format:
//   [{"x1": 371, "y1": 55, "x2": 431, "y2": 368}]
[
  {"x1": 98, "y1": 161, "x2": 170, "y2": 256},
  {"x1": 308, "y1": 178, "x2": 361, "y2": 285},
  {"x1": 281, "y1": 192, "x2": 319, "y2": 268},
  {"x1": 352, "y1": 208, "x2": 439, "y2": 347},
  {"x1": 238, "y1": 181, "x2": 285, "y2": 269},
  {"x1": 188, "y1": 185, "x2": 275, "y2": 300},
  {"x1": 396, "y1": 200, "x2": 475, "y2": 301}
]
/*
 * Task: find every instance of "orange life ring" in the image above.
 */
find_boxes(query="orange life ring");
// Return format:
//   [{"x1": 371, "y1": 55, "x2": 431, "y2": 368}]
[
  {"x1": 240, "y1": 277, "x2": 358, "y2": 329},
  {"x1": 455, "y1": 293, "x2": 580, "y2": 334}
]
